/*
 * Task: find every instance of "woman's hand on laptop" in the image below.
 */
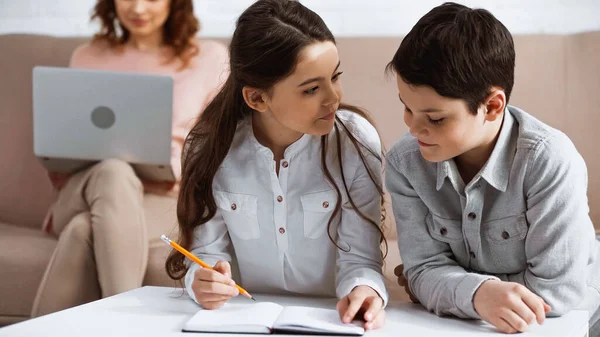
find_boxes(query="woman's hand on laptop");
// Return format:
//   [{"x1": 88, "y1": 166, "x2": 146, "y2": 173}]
[
  {"x1": 142, "y1": 180, "x2": 176, "y2": 194},
  {"x1": 191, "y1": 260, "x2": 239, "y2": 310},
  {"x1": 336, "y1": 285, "x2": 385, "y2": 330},
  {"x1": 47, "y1": 172, "x2": 71, "y2": 190}
]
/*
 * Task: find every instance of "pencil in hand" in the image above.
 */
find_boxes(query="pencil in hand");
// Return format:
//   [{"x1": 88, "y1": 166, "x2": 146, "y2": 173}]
[{"x1": 161, "y1": 235, "x2": 255, "y2": 301}]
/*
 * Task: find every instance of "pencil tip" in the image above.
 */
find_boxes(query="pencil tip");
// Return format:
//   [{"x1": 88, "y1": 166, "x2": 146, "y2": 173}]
[{"x1": 251, "y1": 296, "x2": 256, "y2": 301}]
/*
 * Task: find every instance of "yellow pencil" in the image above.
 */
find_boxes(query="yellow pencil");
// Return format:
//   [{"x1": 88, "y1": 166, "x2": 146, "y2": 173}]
[{"x1": 161, "y1": 234, "x2": 255, "y2": 301}]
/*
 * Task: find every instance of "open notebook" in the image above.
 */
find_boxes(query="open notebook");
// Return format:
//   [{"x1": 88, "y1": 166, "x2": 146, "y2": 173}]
[{"x1": 182, "y1": 302, "x2": 365, "y2": 335}]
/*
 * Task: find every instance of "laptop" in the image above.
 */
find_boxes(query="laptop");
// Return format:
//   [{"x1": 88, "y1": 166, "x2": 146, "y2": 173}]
[{"x1": 32, "y1": 66, "x2": 175, "y2": 182}]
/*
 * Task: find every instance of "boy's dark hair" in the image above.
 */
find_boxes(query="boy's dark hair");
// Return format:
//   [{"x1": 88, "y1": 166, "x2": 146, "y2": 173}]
[{"x1": 387, "y1": 2, "x2": 515, "y2": 114}]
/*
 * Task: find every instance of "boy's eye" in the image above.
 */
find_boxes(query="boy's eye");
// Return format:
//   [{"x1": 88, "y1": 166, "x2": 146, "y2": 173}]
[{"x1": 428, "y1": 117, "x2": 445, "y2": 125}]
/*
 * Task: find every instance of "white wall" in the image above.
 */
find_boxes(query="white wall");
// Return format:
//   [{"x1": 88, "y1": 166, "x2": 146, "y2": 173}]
[{"x1": 1, "y1": 0, "x2": 599, "y2": 37}]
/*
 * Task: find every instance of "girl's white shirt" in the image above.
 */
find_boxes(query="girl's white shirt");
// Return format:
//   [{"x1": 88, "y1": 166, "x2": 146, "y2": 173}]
[{"x1": 184, "y1": 110, "x2": 388, "y2": 305}]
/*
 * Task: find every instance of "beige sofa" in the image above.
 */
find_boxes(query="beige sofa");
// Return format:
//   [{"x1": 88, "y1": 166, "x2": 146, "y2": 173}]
[{"x1": 1, "y1": 32, "x2": 599, "y2": 325}]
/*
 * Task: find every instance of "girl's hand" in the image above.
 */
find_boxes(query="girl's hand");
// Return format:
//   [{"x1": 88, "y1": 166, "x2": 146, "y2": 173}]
[{"x1": 336, "y1": 285, "x2": 386, "y2": 330}]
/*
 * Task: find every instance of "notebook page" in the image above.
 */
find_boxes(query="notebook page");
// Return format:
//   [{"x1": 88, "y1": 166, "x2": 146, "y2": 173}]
[
  {"x1": 273, "y1": 306, "x2": 364, "y2": 335},
  {"x1": 183, "y1": 302, "x2": 283, "y2": 333}
]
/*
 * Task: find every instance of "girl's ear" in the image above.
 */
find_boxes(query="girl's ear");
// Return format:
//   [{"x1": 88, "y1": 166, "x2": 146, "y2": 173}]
[{"x1": 242, "y1": 86, "x2": 269, "y2": 112}]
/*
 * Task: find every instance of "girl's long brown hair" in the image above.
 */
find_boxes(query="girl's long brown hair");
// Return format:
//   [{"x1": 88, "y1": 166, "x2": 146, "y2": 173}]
[
  {"x1": 166, "y1": 0, "x2": 387, "y2": 280},
  {"x1": 91, "y1": 0, "x2": 200, "y2": 69}
]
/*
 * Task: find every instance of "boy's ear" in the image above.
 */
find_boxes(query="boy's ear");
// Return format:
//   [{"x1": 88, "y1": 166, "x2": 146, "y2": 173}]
[
  {"x1": 242, "y1": 86, "x2": 269, "y2": 113},
  {"x1": 482, "y1": 87, "x2": 506, "y2": 122}
]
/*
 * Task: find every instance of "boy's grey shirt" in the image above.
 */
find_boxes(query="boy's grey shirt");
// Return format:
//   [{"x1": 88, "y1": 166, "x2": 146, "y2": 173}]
[{"x1": 386, "y1": 105, "x2": 600, "y2": 319}]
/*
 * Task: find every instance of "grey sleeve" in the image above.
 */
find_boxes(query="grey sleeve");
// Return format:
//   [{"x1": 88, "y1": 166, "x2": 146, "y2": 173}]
[
  {"x1": 502, "y1": 134, "x2": 596, "y2": 316},
  {"x1": 184, "y1": 209, "x2": 234, "y2": 304},
  {"x1": 336, "y1": 148, "x2": 388, "y2": 305},
  {"x1": 386, "y1": 156, "x2": 498, "y2": 319}
]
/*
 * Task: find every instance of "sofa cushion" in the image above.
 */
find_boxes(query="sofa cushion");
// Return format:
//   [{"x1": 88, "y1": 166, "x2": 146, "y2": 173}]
[
  {"x1": 142, "y1": 193, "x2": 181, "y2": 287},
  {"x1": 144, "y1": 239, "x2": 182, "y2": 288},
  {"x1": 0, "y1": 34, "x2": 87, "y2": 229},
  {"x1": 0, "y1": 223, "x2": 57, "y2": 319}
]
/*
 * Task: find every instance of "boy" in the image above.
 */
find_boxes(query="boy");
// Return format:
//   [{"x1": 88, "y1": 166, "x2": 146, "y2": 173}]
[{"x1": 385, "y1": 2, "x2": 600, "y2": 334}]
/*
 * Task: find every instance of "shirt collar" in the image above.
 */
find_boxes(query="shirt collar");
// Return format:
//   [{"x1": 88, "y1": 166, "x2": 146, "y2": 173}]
[
  {"x1": 240, "y1": 117, "x2": 314, "y2": 159},
  {"x1": 436, "y1": 159, "x2": 465, "y2": 193}
]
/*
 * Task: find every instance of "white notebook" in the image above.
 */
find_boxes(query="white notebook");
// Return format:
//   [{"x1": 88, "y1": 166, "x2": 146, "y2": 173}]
[{"x1": 182, "y1": 302, "x2": 365, "y2": 335}]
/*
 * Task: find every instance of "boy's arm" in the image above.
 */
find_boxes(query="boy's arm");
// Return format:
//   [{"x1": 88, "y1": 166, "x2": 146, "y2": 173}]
[
  {"x1": 495, "y1": 133, "x2": 595, "y2": 315},
  {"x1": 386, "y1": 156, "x2": 498, "y2": 319}
]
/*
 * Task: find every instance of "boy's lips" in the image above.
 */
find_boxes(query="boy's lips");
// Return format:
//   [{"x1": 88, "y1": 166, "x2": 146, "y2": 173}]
[{"x1": 418, "y1": 140, "x2": 435, "y2": 147}]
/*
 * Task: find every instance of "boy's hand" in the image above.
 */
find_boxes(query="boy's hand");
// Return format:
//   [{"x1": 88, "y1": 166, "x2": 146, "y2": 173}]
[
  {"x1": 394, "y1": 264, "x2": 420, "y2": 303},
  {"x1": 191, "y1": 260, "x2": 239, "y2": 310},
  {"x1": 336, "y1": 285, "x2": 386, "y2": 330},
  {"x1": 474, "y1": 280, "x2": 551, "y2": 334}
]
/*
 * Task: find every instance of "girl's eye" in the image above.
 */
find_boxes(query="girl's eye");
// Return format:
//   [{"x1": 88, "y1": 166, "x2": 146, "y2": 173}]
[{"x1": 304, "y1": 87, "x2": 318, "y2": 95}]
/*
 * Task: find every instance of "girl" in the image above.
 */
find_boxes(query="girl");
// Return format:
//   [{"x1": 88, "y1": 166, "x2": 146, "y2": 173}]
[
  {"x1": 33, "y1": 0, "x2": 228, "y2": 316},
  {"x1": 165, "y1": 0, "x2": 388, "y2": 330}
]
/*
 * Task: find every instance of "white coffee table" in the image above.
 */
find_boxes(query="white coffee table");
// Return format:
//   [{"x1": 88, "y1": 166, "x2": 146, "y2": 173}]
[{"x1": 0, "y1": 286, "x2": 589, "y2": 337}]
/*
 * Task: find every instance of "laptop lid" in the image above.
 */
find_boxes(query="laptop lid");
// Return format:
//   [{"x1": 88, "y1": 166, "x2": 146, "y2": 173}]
[{"x1": 33, "y1": 66, "x2": 173, "y2": 167}]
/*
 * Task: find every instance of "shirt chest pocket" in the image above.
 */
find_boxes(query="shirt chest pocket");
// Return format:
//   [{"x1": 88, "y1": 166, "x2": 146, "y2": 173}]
[
  {"x1": 301, "y1": 190, "x2": 337, "y2": 239},
  {"x1": 426, "y1": 213, "x2": 463, "y2": 243},
  {"x1": 482, "y1": 213, "x2": 528, "y2": 271},
  {"x1": 482, "y1": 214, "x2": 528, "y2": 243},
  {"x1": 214, "y1": 191, "x2": 260, "y2": 240}
]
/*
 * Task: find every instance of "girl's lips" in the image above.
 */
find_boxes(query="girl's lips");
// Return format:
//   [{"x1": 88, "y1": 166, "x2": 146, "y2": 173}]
[{"x1": 320, "y1": 113, "x2": 335, "y2": 121}]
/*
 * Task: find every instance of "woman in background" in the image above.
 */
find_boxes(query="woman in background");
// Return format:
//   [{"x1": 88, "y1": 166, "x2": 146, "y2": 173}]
[{"x1": 32, "y1": 0, "x2": 228, "y2": 316}]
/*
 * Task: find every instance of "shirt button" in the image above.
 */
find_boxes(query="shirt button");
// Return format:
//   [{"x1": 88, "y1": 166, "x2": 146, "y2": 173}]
[
  {"x1": 282, "y1": 161, "x2": 289, "y2": 168},
  {"x1": 231, "y1": 204, "x2": 237, "y2": 211},
  {"x1": 468, "y1": 212, "x2": 477, "y2": 220},
  {"x1": 322, "y1": 201, "x2": 329, "y2": 208},
  {"x1": 279, "y1": 227, "x2": 286, "y2": 234},
  {"x1": 440, "y1": 227, "x2": 448, "y2": 236},
  {"x1": 277, "y1": 195, "x2": 283, "y2": 202},
  {"x1": 502, "y1": 231, "x2": 510, "y2": 240},
  {"x1": 470, "y1": 251, "x2": 476, "y2": 259}
]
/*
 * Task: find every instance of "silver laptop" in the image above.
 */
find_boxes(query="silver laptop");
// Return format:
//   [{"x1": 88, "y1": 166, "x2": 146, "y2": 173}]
[{"x1": 33, "y1": 66, "x2": 175, "y2": 182}]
